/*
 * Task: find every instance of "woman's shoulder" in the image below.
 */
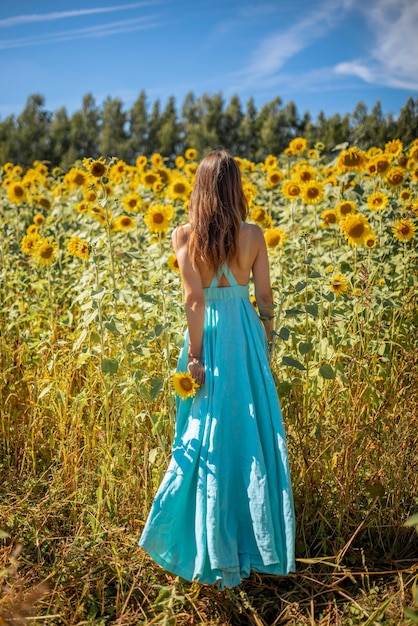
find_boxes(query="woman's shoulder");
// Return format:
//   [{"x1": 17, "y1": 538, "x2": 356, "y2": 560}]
[
  {"x1": 240, "y1": 222, "x2": 264, "y2": 244},
  {"x1": 172, "y1": 223, "x2": 191, "y2": 250}
]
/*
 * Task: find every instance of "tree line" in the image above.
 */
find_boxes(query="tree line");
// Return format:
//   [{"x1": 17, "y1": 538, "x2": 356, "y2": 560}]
[{"x1": 1, "y1": 91, "x2": 417, "y2": 169}]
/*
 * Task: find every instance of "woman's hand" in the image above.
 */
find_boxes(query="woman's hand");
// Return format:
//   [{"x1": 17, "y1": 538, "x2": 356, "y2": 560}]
[{"x1": 188, "y1": 357, "x2": 205, "y2": 386}]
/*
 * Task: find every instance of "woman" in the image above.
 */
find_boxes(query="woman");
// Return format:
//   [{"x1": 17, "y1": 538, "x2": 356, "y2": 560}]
[{"x1": 139, "y1": 149, "x2": 295, "y2": 589}]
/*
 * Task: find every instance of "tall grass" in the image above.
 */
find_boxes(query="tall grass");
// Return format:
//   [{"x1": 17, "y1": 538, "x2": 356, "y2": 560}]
[{"x1": 1, "y1": 145, "x2": 417, "y2": 624}]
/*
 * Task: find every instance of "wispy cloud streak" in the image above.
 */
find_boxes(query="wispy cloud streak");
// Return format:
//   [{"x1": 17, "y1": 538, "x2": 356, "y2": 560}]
[
  {"x1": 0, "y1": 15, "x2": 166, "y2": 50},
  {"x1": 0, "y1": 2, "x2": 164, "y2": 28},
  {"x1": 234, "y1": 0, "x2": 344, "y2": 85}
]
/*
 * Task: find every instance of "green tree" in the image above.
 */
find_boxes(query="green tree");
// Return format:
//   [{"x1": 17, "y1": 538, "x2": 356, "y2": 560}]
[
  {"x1": 146, "y1": 99, "x2": 161, "y2": 156},
  {"x1": 238, "y1": 97, "x2": 258, "y2": 160},
  {"x1": 15, "y1": 94, "x2": 51, "y2": 166},
  {"x1": 127, "y1": 90, "x2": 149, "y2": 160},
  {"x1": 222, "y1": 95, "x2": 244, "y2": 155},
  {"x1": 0, "y1": 115, "x2": 17, "y2": 164},
  {"x1": 255, "y1": 97, "x2": 283, "y2": 160},
  {"x1": 395, "y1": 97, "x2": 418, "y2": 146},
  {"x1": 182, "y1": 92, "x2": 203, "y2": 156},
  {"x1": 156, "y1": 96, "x2": 182, "y2": 161},
  {"x1": 49, "y1": 107, "x2": 71, "y2": 168},
  {"x1": 68, "y1": 93, "x2": 101, "y2": 162},
  {"x1": 100, "y1": 97, "x2": 129, "y2": 160}
]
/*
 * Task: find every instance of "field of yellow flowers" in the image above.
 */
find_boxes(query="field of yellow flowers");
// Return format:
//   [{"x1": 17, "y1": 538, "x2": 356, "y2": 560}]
[{"x1": 1, "y1": 139, "x2": 417, "y2": 624}]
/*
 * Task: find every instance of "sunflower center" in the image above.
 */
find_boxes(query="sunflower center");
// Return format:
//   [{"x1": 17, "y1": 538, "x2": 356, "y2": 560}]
[
  {"x1": 376, "y1": 160, "x2": 389, "y2": 173},
  {"x1": 400, "y1": 224, "x2": 411, "y2": 236},
  {"x1": 174, "y1": 183, "x2": 186, "y2": 194},
  {"x1": 40, "y1": 245, "x2": 54, "y2": 259},
  {"x1": 180, "y1": 377, "x2": 193, "y2": 391},
  {"x1": 306, "y1": 187, "x2": 319, "y2": 199},
  {"x1": 343, "y1": 152, "x2": 362, "y2": 167},
  {"x1": 153, "y1": 213, "x2": 164, "y2": 224},
  {"x1": 14, "y1": 185, "x2": 24, "y2": 198},
  {"x1": 348, "y1": 223, "x2": 365, "y2": 238},
  {"x1": 92, "y1": 163, "x2": 106, "y2": 177}
]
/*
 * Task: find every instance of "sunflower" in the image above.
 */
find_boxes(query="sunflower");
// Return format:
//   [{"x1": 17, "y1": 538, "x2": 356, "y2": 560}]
[
  {"x1": 374, "y1": 156, "x2": 390, "y2": 175},
  {"x1": 340, "y1": 213, "x2": 371, "y2": 246},
  {"x1": 385, "y1": 139, "x2": 403, "y2": 158},
  {"x1": 337, "y1": 147, "x2": 367, "y2": 172},
  {"x1": 264, "y1": 227, "x2": 288, "y2": 248},
  {"x1": 266, "y1": 169, "x2": 282, "y2": 187},
  {"x1": 264, "y1": 154, "x2": 278, "y2": 170},
  {"x1": 142, "y1": 170, "x2": 160, "y2": 188},
  {"x1": 184, "y1": 163, "x2": 198, "y2": 178},
  {"x1": 144, "y1": 204, "x2": 173, "y2": 234},
  {"x1": 307, "y1": 149, "x2": 319, "y2": 159},
  {"x1": 112, "y1": 215, "x2": 136, "y2": 232},
  {"x1": 367, "y1": 191, "x2": 389, "y2": 212},
  {"x1": 67, "y1": 236, "x2": 90, "y2": 260},
  {"x1": 83, "y1": 157, "x2": 108, "y2": 178},
  {"x1": 282, "y1": 179, "x2": 302, "y2": 199},
  {"x1": 329, "y1": 273, "x2": 349, "y2": 296},
  {"x1": 33, "y1": 213, "x2": 45, "y2": 226},
  {"x1": 38, "y1": 197, "x2": 51, "y2": 210},
  {"x1": 289, "y1": 137, "x2": 307, "y2": 155},
  {"x1": 175, "y1": 156, "x2": 185, "y2": 169},
  {"x1": 150, "y1": 153, "x2": 164, "y2": 167},
  {"x1": 168, "y1": 254, "x2": 180, "y2": 272},
  {"x1": 3, "y1": 162, "x2": 13, "y2": 174},
  {"x1": 90, "y1": 206, "x2": 112, "y2": 226},
  {"x1": 8, "y1": 182, "x2": 26, "y2": 203},
  {"x1": 168, "y1": 176, "x2": 191, "y2": 201},
  {"x1": 392, "y1": 219, "x2": 416, "y2": 242},
  {"x1": 408, "y1": 145, "x2": 418, "y2": 162},
  {"x1": 123, "y1": 192, "x2": 141, "y2": 213},
  {"x1": 321, "y1": 209, "x2": 338, "y2": 227},
  {"x1": 185, "y1": 148, "x2": 197, "y2": 161},
  {"x1": 34, "y1": 238, "x2": 58, "y2": 266},
  {"x1": 172, "y1": 371, "x2": 199, "y2": 399},
  {"x1": 294, "y1": 164, "x2": 317, "y2": 183},
  {"x1": 84, "y1": 188, "x2": 98, "y2": 203},
  {"x1": 250, "y1": 206, "x2": 268, "y2": 224},
  {"x1": 301, "y1": 180, "x2": 324, "y2": 205},
  {"x1": 336, "y1": 200, "x2": 356, "y2": 218},
  {"x1": 136, "y1": 155, "x2": 147, "y2": 169},
  {"x1": 77, "y1": 201, "x2": 89, "y2": 214},
  {"x1": 385, "y1": 167, "x2": 404, "y2": 188},
  {"x1": 67, "y1": 168, "x2": 87, "y2": 188},
  {"x1": 364, "y1": 233, "x2": 377, "y2": 249},
  {"x1": 26, "y1": 224, "x2": 38, "y2": 236},
  {"x1": 399, "y1": 189, "x2": 413, "y2": 203},
  {"x1": 21, "y1": 233, "x2": 40, "y2": 255}
]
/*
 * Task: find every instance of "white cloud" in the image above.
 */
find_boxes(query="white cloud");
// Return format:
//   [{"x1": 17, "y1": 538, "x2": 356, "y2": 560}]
[
  {"x1": 335, "y1": 0, "x2": 418, "y2": 90},
  {"x1": 234, "y1": 0, "x2": 346, "y2": 85},
  {"x1": 0, "y1": 2, "x2": 164, "y2": 28}
]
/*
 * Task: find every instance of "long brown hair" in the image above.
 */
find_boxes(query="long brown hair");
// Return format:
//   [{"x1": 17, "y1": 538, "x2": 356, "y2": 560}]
[{"x1": 188, "y1": 149, "x2": 248, "y2": 271}]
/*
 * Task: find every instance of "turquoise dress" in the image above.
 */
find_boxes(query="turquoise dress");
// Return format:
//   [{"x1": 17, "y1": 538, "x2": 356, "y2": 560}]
[{"x1": 139, "y1": 263, "x2": 295, "y2": 589}]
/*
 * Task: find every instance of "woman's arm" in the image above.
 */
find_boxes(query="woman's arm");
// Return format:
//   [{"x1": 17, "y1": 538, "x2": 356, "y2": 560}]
[
  {"x1": 251, "y1": 226, "x2": 274, "y2": 341},
  {"x1": 172, "y1": 227, "x2": 206, "y2": 385}
]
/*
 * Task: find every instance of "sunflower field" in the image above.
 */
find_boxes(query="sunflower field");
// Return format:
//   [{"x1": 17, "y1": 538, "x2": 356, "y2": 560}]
[{"x1": 1, "y1": 139, "x2": 417, "y2": 625}]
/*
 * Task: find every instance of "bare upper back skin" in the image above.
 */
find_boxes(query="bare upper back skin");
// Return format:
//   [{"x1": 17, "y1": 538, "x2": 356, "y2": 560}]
[{"x1": 174, "y1": 222, "x2": 263, "y2": 288}]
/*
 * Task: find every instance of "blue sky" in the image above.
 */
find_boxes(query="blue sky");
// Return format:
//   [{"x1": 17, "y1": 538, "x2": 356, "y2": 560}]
[{"x1": 0, "y1": 0, "x2": 417, "y2": 122}]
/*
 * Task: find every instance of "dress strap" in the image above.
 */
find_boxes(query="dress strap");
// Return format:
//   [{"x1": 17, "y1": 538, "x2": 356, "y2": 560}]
[{"x1": 209, "y1": 263, "x2": 238, "y2": 288}]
